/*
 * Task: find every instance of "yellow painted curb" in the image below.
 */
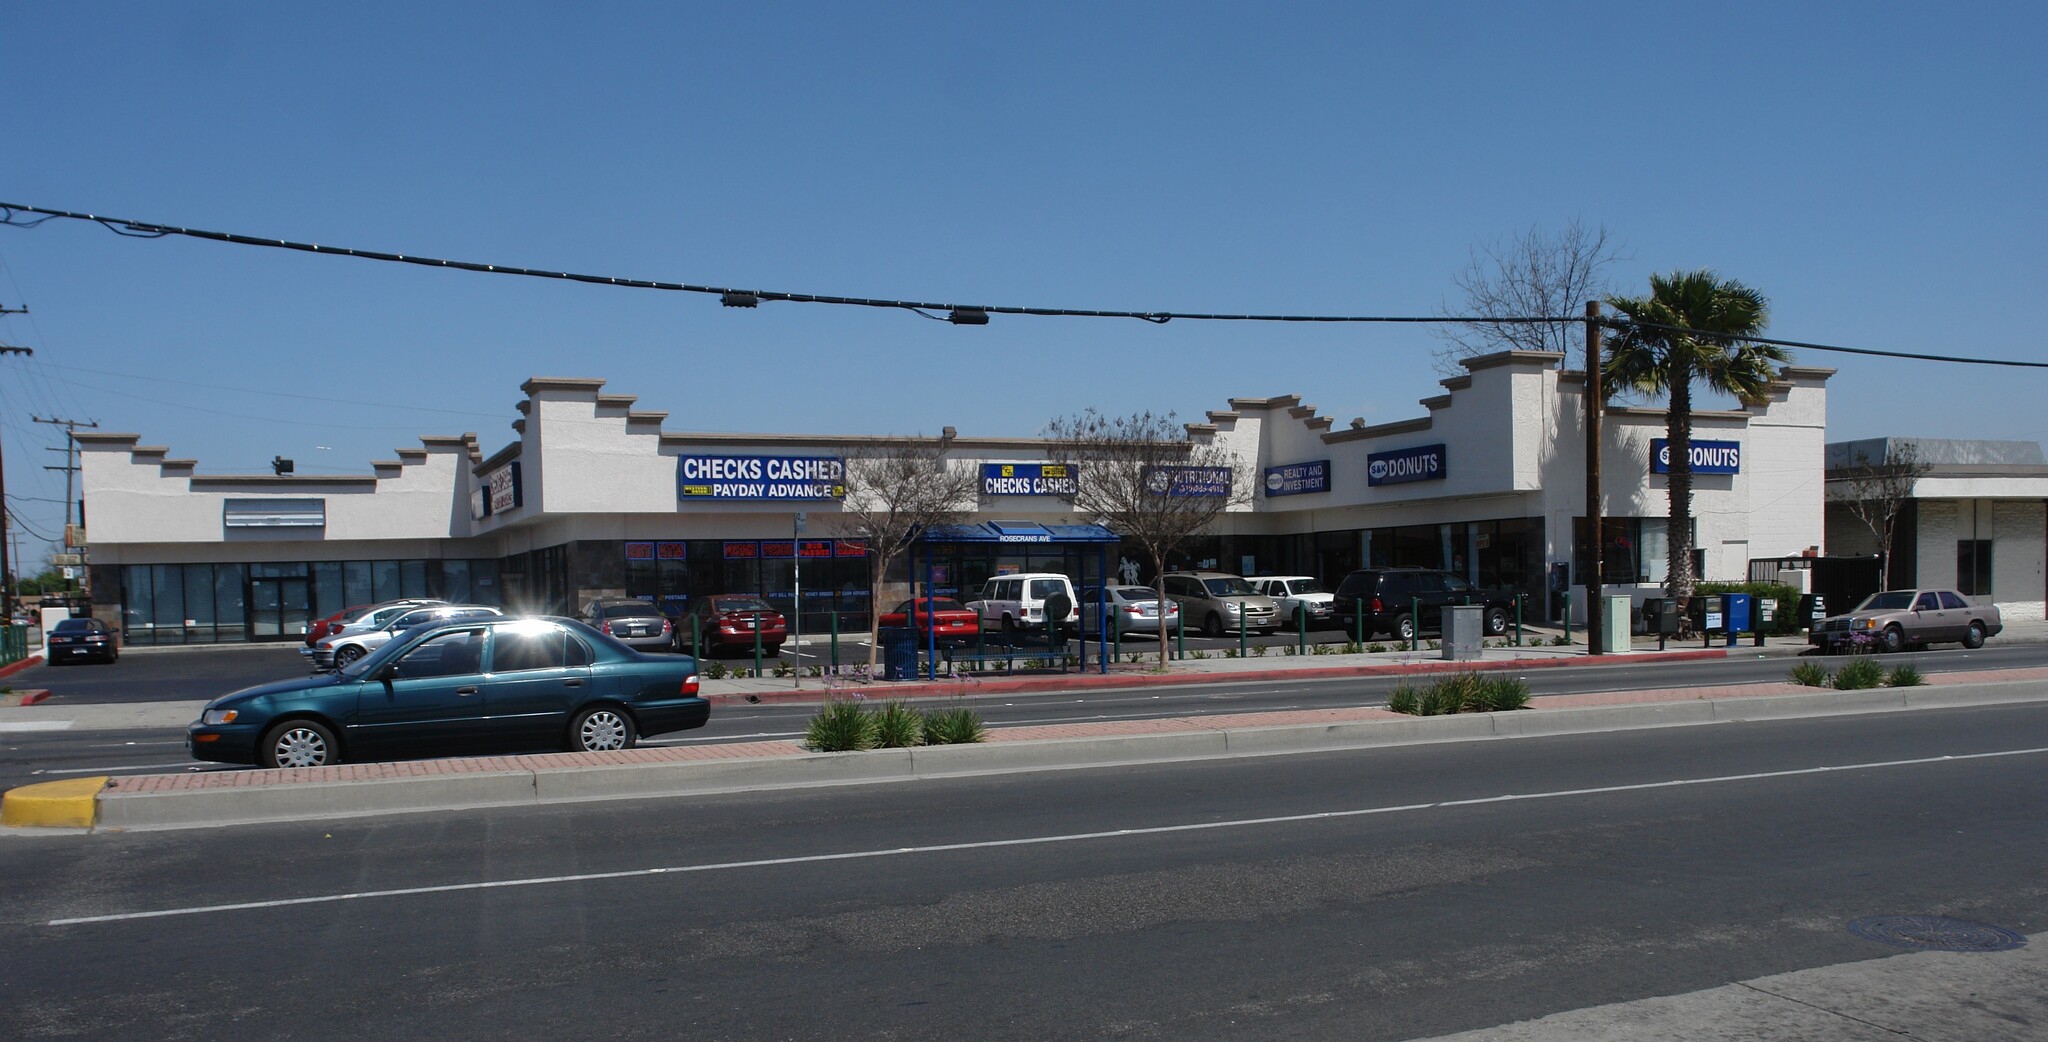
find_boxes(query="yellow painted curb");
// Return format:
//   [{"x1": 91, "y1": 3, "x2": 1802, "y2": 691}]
[{"x1": 2, "y1": 777, "x2": 107, "y2": 828}]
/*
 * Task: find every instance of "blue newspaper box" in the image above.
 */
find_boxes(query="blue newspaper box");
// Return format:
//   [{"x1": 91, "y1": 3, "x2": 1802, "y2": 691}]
[{"x1": 1723, "y1": 594, "x2": 1752, "y2": 636}]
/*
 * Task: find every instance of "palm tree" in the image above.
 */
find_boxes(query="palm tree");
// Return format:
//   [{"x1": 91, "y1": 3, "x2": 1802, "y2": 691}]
[{"x1": 1604, "y1": 270, "x2": 1786, "y2": 608}]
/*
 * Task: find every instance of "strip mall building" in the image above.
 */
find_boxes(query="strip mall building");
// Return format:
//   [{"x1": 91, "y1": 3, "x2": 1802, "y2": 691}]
[{"x1": 79, "y1": 351, "x2": 1834, "y2": 645}]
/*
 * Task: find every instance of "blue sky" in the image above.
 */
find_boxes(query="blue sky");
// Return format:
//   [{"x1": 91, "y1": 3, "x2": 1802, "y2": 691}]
[{"x1": 2, "y1": 1, "x2": 2042, "y2": 565}]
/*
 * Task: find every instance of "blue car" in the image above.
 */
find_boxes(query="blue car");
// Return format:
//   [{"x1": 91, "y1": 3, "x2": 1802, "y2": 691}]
[{"x1": 190, "y1": 616, "x2": 708, "y2": 769}]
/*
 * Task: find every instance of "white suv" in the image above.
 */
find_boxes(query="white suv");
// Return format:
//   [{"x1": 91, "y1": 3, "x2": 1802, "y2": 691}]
[
  {"x1": 1252, "y1": 575, "x2": 1336, "y2": 628},
  {"x1": 971, "y1": 573, "x2": 1078, "y2": 634}
]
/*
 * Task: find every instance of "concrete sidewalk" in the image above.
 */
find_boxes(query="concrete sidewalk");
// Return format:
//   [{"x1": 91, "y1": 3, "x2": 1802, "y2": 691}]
[{"x1": 8, "y1": 662, "x2": 2047, "y2": 832}]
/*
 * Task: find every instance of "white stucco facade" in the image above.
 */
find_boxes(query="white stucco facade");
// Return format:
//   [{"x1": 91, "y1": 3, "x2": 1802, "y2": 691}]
[{"x1": 79, "y1": 355, "x2": 1833, "y2": 643}]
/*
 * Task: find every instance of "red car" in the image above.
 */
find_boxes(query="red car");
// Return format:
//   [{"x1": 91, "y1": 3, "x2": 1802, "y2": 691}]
[
  {"x1": 878, "y1": 597, "x2": 980, "y2": 643},
  {"x1": 684, "y1": 594, "x2": 788, "y2": 656},
  {"x1": 304, "y1": 604, "x2": 374, "y2": 647}
]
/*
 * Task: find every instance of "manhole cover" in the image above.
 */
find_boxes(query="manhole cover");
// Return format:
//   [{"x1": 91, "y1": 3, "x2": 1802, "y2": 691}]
[{"x1": 1847, "y1": 915, "x2": 2027, "y2": 952}]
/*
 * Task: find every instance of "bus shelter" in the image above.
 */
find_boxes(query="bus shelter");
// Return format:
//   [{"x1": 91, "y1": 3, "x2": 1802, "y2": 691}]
[{"x1": 907, "y1": 521, "x2": 1121, "y2": 677}]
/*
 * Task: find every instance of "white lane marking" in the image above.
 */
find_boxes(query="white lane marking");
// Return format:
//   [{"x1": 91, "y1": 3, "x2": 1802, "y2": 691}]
[
  {"x1": 48, "y1": 744, "x2": 2048, "y2": 928},
  {"x1": 0, "y1": 722, "x2": 72, "y2": 732},
  {"x1": 32, "y1": 761, "x2": 208, "y2": 776}
]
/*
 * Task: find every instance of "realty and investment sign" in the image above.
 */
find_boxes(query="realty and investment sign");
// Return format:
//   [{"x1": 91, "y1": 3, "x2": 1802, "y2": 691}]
[
  {"x1": 1263, "y1": 459, "x2": 1330, "y2": 497},
  {"x1": 981, "y1": 463, "x2": 1078, "y2": 496},
  {"x1": 676, "y1": 455, "x2": 846, "y2": 500}
]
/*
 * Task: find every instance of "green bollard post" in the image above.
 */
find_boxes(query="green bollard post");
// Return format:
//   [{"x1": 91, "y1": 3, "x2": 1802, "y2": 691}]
[
  {"x1": 1175, "y1": 613, "x2": 1185, "y2": 661},
  {"x1": 690, "y1": 616, "x2": 701, "y2": 662},
  {"x1": 1514, "y1": 598, "x2": 1523, "y2": 648},
  {"x1": 1297, "y1": 604, "x2": 1306, "y2": 655},
  {"x1": 829, "y1": 611, "x2": 839, "y2": 670},
  {"x1": 1563, "y1": 591, "x2": 1572, "y2": 645},
  {"x1": 1355, "y1": 602, "x2": 1364, "y2": 649},
  {"x1": 752, "y1": 611, "x2": 764, "y2": 677},
  {"x1": 1410, "y1": 596, "x2": 1420, "y2": 652},
  {"x1": 1046, "y1": 613, "x2": 1058, "y2": 672},
  {"x1": 1238, "y1": 601, "x2": 1248, "y2": 658}
]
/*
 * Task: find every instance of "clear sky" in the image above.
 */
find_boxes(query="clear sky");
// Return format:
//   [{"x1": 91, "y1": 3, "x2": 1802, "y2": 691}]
[{"x1": 2, "y1": 1, "x2": 2042, "y2": 567}]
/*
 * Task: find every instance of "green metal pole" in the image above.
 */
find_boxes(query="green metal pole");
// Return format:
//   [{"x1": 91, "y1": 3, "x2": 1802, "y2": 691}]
[
  {"x1": 1046, "y1": 612, "x2": 1057, "y2": 672},
  {"x1": 752, "y1": 610, "x2": 763, "y2": 677},
  {"x1": 1409, "y1": 596, "x2": 1419, "y2": 652},
  {"x1": 1175, "y1": 613, "x2": 1184, "y2": 661},
  {"x1": 1514, "y1": 598, "x2": 1523, "y2": 648},
  {"x1": 690, "y1": 616, "x2": 700, "y2": 662},
  {"x1": 1564, "y1": 591, "x2": 1572, "y2": 645},
  {"x1": 1296, "y1": 604, "x2": 1306, "y2": 655},
  {"x1": 1237, "y1": 600, "x2": 1247, "y2": 657},
  {"x1": 1355, "y1": 603, "x2": 1364, "y2": 648},
  {"x1": 830, "y1": 610, "x2": 839, "y2": 670}
]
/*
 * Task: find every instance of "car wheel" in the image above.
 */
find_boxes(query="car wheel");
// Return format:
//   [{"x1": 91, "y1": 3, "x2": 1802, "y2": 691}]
[
  {"x1": 1879, "y1": 625, "x2": 1905, "y2": 654},
  {"x1": 763, "y1": 643, "x2": 784, "y2": 656},
  {"x1": 1394, "y1": 613, "x2": 1416, "y2": 642},
  {"x1": 335, "y1": 645, "x2": 365, "y2": 668},
  {"x1": 1484, "y1": 607, "x2": 1509, "y2": 636},
  {"x1": 568, "y1": 706, "x2": 636, "y2": 753},
  {"x1": 260, "y1": 720, "x2": 339, "y2": 769},
  {"x1": 1962, "y1": 622, "x2": 1986, "y2": 650},
  {"x1": 1203, "y1": 613, "x2": 1225, "y2": 638}
]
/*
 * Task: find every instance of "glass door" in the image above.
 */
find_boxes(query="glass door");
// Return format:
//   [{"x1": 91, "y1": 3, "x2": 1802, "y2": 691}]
[{"x1": 248, "y1": 578, "x2": 312, "y2": 640}]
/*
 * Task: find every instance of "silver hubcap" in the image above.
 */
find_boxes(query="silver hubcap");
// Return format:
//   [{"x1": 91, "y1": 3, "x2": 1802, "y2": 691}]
[
  {"x1": 273, "y1": 728, "x2": 329, "y2": 768},
  {"x1": 579, "y1": 711, "x2": 628, "y2": 751}
]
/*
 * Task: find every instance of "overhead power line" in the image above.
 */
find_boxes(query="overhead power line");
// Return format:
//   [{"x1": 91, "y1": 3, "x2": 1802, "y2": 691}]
[{"x1": 3, "y1": 201, "x2": 2043, "y2": 369}]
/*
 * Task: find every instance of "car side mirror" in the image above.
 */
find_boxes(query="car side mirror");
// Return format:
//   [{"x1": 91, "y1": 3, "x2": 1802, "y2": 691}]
[{"x1": 376, "y1": 663, "x2": 400, "y2": 682}]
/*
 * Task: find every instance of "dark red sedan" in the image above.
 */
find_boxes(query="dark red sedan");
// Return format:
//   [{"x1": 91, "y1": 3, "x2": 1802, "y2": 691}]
[
  {"x1": 682, "y1": 595, "x2": 788, "y2": 656},
  {"x1": 877, "y1": 598, "x2": 980, "y2": 643}
]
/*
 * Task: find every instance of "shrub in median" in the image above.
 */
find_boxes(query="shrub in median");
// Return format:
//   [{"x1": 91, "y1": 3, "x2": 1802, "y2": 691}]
[
  {"x1": 1832, "y1": 657, "x2": 1887, "y2": 690},
  {"x1": 921, "y1": 704, "x2": 989, "y2": 745},
  {"x1": 1389, "y1": 672, "x2": 1530, "y2": 716},
  {"x1": 1788, "y1": 661, "x2": 1831, "y2": 688},
  {"x1": 1387, "y1": 685, "x2": 1421, "y2": 715},
  {"x1": 805, "y1": 698, "x2": 879, "y2": 752},
  {"x1": 872, "y1": 700, "x2": 924, "y2": 748},
  {"x1": 1885, "y1": 664, "x2": 1925, "y2": 688}
]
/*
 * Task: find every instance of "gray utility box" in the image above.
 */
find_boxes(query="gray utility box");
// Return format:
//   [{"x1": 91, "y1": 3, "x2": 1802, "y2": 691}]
[{"x1": 1441, "y1": 604, "x2": 1484, "y2": 661}]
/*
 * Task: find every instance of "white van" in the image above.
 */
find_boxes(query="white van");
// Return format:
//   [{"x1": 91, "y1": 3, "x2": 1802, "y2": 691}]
[{"x1": 971, "y1": 573, "x2": 1078, "y2": 634}]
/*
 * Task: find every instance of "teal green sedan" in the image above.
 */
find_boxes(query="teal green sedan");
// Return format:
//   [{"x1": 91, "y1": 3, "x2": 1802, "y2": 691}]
[{"x1": 189, "y1": 616, "x2": 708, "y2": 769}]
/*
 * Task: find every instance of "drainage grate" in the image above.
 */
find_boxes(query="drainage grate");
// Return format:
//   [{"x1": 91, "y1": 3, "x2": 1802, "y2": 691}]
[{"x1": 1847, "y1": 915, "x2": 2028, "y2": 952}]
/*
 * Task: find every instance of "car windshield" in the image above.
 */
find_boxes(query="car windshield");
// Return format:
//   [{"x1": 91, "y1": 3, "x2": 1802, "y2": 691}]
[
  {"x1": 1285, "y1": 579, "x2": 1325, "y2": 594},
  {"x1": 1109, "y1": 588, "x2": 1160, "y2": 605},
  {"x1": 899, "y1": 599, "x2": 967, "y2": 612},
  {"x1": 1857, "y1": 591, "x2": 1917, "y2": 611},
  {"x1": 599, "y1": 602, "x2": 660, "y2": 619},
  {"x1": 714, "y1": 598, "x2": 774, "y2": 614},
  {"x1": 1203, "y1": 577, "x2": 1258, "y2": 596},
  {"x1": 51, "y1": 618, "x2": 98, "y2": 633}
]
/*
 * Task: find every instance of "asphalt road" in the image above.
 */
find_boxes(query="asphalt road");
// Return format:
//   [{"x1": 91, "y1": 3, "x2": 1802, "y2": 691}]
[
  {"x1": 4, "y1": 701, "x2": 2042, "y2": 1041},
  {"x1": 7, "y1": 642, "x2": 2048, "y2": 790}
]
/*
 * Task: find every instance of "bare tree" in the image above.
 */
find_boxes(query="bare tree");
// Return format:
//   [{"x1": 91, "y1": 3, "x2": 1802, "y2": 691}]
[
  {"x1": 1043, "y1": 409, "x2": 1248, "y2": 669},
  {"x1": 1839, "y1": 440, "x2": 1930, "y2": 589},
  {"x1": 1434, "y1": 218, "x2": 1624, "y2": 376},
  {"x1": 831, "y1": 438, "x2": 980, "y2": 670}
]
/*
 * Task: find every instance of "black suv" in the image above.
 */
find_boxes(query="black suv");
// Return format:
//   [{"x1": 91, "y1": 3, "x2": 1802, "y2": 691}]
[{"x1": 1330, "y1": 568, "x2": 1515, "y2": 640}]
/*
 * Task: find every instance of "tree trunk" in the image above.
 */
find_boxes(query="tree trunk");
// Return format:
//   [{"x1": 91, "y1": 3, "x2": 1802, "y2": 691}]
[
  {"x1": 865, "y1": 554, "x2": 887, "y2": 672},
  {"x1": 1667, "y1": 364, "x2": 1695, "y2": 606},
  {"x1": 1151, "y1": 549, "x2": 1170, "y2": 670}
]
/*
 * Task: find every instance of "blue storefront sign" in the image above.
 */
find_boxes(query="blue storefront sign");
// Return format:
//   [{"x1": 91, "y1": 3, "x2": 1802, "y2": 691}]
[
  {"x1": 1144, "y1": 465, "x2": 1232, "y2": 497},
  {"x1": 981, "y1": 462, "x2": 1078, "y2": 495},
  {"x1": 1650, "y1": 439, "x2": 1741, "y2": 475},
  {"x1": 676, "y1": 455, "x2": 846, "y2": 500},
  {"x1": 1367, "y1": 444, "x2": 1446, "y2": 487},
  {"x1": 1263, "y1": 459, "x2": 1330, "y2": 497}
]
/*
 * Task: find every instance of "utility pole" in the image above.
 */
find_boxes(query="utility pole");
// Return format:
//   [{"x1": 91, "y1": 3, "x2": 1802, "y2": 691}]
[
  {"x1": 1584, "y1": 301, "x2": 1605, "y2": 655},
  {"x1": 0, "y1": 345, "x2": 32, "y2": 613},
  {"x1": 37, "y1": 415, "x2": 98, "y2": 593}
]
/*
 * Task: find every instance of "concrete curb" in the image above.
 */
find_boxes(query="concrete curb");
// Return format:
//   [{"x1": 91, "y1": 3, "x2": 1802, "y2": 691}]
[
  {"x1": 705, "y1": 645, "x2": 1784, "y2": 706},
  {"x1": 0, "y1": 653, "x2": 46, "y2": 683},
  {"x1": 56, "y1": 676, "x2": 2048, "y2": 831}
]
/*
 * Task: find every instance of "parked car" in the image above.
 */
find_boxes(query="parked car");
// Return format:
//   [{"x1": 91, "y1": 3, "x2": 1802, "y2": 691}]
[
  {"x1": 313, "y1": 604, "x2": 502, "y2": 671},
  {"x1": 1250, "y1": 575, "x2": 1335, "y2": 629},
  {"x1": 1078, "y1": 584, "x2": 1181, "y2": 638},
  {"x1": 582, "y1": 598, "x2": 676, "y2": 652},
  {"x1": 45, "y1": 616, "x2": 119, "y2": 664},
  {"x1": 970, "y1": 573, "x2": 1079, "y2": 635},
  {"x1": 1808, "y1": 588, "x2": 2002, "y2": 653},
  {"x1": 877, "y1": 597, "x2": 980, "y2": 643},
  {"x1": 304, "y1": 603, "x2": 374, "y2": 647},
  {"x1": 681, "y1": 595, "x2": 788, "y2": 656},
  {"x1": 1160, "y1": 571, "x2": 1280, "y2": 637},
  {"x1": 188, "y1": 616, "x2": 709, "y2": 769},
  {"x1": 300, "y1": 599, "x2": 448, "y2": 663},
  {"x1": 1331, "y1": 567, "x2": 1516, "y2": 641}
]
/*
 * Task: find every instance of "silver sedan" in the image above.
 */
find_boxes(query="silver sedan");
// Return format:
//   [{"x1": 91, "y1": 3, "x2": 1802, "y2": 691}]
[{"x1": 1079, "y1": 585, "x2": 1182, "y2": 638}]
